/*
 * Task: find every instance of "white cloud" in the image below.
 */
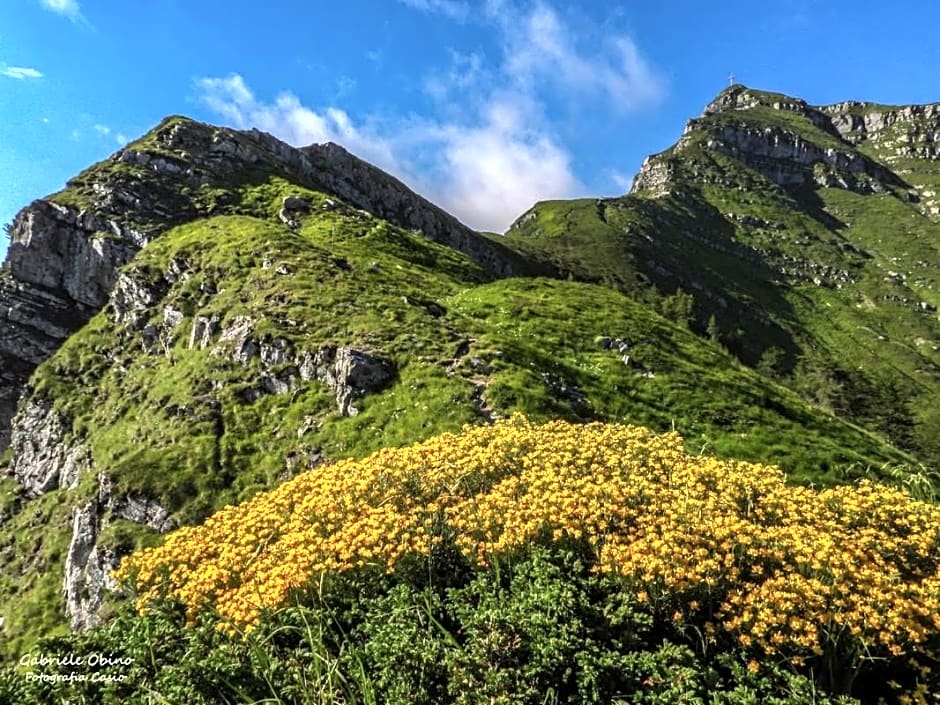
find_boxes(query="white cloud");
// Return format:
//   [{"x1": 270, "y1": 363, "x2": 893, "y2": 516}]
[
  {"x1": 94, "y1": 124, "x2": 112, "y2": 136},
  {"x1": 195, "y1": 2, "x2": 664, "y2": 232},
  {"x1": 496, "y1": 2, "x2": 664, "y2": 111},
  {"x1": 1, "y1": 65, "x2": 44, "y2": 80},
  {"x1": 39, "y1": 0, "x2": 83, "y2": 21},
  {"x1": 196, "y1": 73, "x2": 579, "y2": 232},
  {"x1": 115, "y1": 133, "x2": 128, "y2": 146},
  {"x1": 195, "y1": 74, "x2": 402, "y2": 176},
  {"x1": 430, "y1": 105, "x2": 580, "y2": 232},
  {"x1": 398, "y1": 0, "x2": 469, "y2": 21}
]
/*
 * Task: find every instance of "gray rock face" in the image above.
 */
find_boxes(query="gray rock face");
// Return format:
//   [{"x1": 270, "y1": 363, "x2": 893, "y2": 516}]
[
  {"x1": 632, "y1": 86, "x2": 938, "y2": 197},
  {"x1": 64, "y1": 499, "x2": 114, "y2": 632},
  {"x1": 63, "y1": 473, "x2": 172, "y2": 631},
  {"x1": 306, "y1": 345, "x2": 395, "y2": 417},
  {"x1": 282, "y1": 195, "x2": 311, "y2": 211},
  {"x1": 211, "y1": 316, "x2": 394, "y2": 415},
  {"x1": 6, "y1": 202, "x2": 141, "y2": 306},
  {"x1": 10, "y1": 400, "x2": 89, "y2": 496},
  {"x1": 630, "y1": 153, "x2": 677, "y2": 195},
  {"x1": 109, "y1": 271, "x2": 165, "y2": 328},
  {"x1": 98, "y1": 473, "x2": 173, "y2": 533},
  {"x1": 698, "y1": 123, "x2": 899, "y2": 191},
  {"x1": 215, "y1": 315, "x2": 260, "y2": 364},
  {"x1": 824, "y1": 102, "x2": 940, "y2": 156},
  {"x1": 188, "y1": 313, "x2": 220, "y2": 350},
  {"x1": 0, "y1": 202, "x2": 147, "y2": 450}
]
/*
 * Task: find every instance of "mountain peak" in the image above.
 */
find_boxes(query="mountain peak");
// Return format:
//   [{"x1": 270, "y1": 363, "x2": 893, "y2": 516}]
[{"x1": 702, "y1": 85, "x2": 814, "y2": 117}]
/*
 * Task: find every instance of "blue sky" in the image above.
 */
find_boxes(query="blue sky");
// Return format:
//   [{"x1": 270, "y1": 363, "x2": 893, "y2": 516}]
[{"x1": 2, "y1": 0, "x2": 939, "y2": 260}]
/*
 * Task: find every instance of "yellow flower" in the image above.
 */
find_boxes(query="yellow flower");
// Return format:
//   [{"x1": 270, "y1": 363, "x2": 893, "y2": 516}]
[{"x1": 112, "y1": 414, "x2": 940, "y2": 656}]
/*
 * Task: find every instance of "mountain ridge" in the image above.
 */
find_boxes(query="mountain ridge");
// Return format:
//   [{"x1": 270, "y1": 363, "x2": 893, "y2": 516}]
[{"x1": 0, "y1": 84, "x2": 937, "y2": 659}]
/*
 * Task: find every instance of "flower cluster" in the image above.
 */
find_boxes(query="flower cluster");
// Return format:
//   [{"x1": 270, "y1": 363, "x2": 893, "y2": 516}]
[{"x1": 115, "y1": 416, "x2": 940, "y2": 689}]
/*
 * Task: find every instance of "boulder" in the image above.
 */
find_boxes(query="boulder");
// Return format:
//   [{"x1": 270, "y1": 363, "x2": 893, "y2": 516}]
[
  {"x1": 299, "y1": 345, "x2": 395, "y2": 416},
  {"x1": 282, "y1": 195, "x2": 311, "y2": 211}
]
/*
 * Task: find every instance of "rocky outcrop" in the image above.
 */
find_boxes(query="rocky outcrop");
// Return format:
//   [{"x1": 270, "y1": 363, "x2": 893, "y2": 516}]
[
  {"x1": 703, "y1": 85, "x2": 841, "y2": 136},
  {"x1": 279, "y1": 194, "x2": 311, "y2": 229},
  {"x1": 823, "y1": 101, "x2": 940, "y2": 158},
  {"x1": 63, "y1": 473, "x2": 173, "y2": 631},
  {"x1": 109, "y1": 270, "x2": 167, "y2": 328},
  {"x1": 5, "y1": 201, "x2": 144, "y2": 306},
  {"x1": 210, "y1": 315, "x2": 394, "y2": 415},
  {"x1": 632, "y1": 86, "x2": 937, "y2": 198},
  {"x1": 63, "y1": 499, "x2": 115, "y2": 632},
  {"x1": 0, "y1": 202, "x2": 147, "y2": 450},
  {"x1": 9, "y1": 399, "x2": 90, "y2": 496},
  {"x1": 700, "y1": 123, "x2": 898, "y2": 190},
  {"x1": 97, "y1": 473, "x2": 173, "y2": 533},
  {"x1": 630, "y1": 153, "x2": 677, "y2": 196},
  {"x1": 298, "y1": 345, "x2": 395, "y2": 417},
  {"x1": 189, "y1": 313, "x2": 221, "y2": 350}
]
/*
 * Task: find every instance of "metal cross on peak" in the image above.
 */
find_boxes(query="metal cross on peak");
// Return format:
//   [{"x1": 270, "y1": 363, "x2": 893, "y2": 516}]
[{"x1": 728, "y1": 72, "x2": 736, "y2": 86}]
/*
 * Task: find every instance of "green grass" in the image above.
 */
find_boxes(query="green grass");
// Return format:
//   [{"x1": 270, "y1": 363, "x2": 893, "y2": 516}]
[{"x1": 448, "y1": 277, "x2": 911, "y2": 480}]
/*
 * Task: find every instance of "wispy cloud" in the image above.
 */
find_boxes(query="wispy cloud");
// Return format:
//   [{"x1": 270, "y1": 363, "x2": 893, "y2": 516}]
[
  {"x1": 39, "y1": 0, "x2": 84, "y2": 22},
  {"x1": 1, "y1": 65, "x2": 44, "y2": 80},
  {"x1": 398, "y1": 0, "x2": 469, "y2": 21},
  {"x1": 196, "y1": 74, "x2": 402, "y2": 175},
  {"x1": 422, "y1": 50, "x2": 486, "y2": 102},
  {"x1": 493, "y1": 2, "x2": 664, "y2": 112},
  {"x1": 607, "y1": 169, "x2": 634, "y2": 193},
  {"x1": 93, "y1": 123, "x2": 130, "y2": 146},
  {"x1": 196, "y1": 1, "x2": 665, "y2": 232}
]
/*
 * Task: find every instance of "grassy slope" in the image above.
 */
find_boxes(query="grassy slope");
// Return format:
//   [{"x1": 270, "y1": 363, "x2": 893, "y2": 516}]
[{"x1": 0, "y1": 167, "x2": 916, "y2": 660}]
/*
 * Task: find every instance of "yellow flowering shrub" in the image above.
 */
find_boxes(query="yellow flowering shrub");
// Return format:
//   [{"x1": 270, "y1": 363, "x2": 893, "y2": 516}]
[{"x1": 115, "y1": 416, "x2": 940, "y2": 683}]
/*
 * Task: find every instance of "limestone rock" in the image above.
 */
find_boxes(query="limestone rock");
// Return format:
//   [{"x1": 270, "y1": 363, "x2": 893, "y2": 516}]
[
  {"x1": 10, "y1": 400, "x2": 89, "y2": 496},
  {"x1": 278, "y1": 208, "x2": 300, "y2": 229},
  {"x1": 62, "y1": 474, "x2": 173, "y2": 631},
  {"x1": 97, "y1": 474, "x2": 173, "y2": 533},
  {"x1": 163, "y1": 305, "x2": 184, "y2": 329},
  {"x1": 298, "y1": 345, "x2": 395, "y2": 416},
  {"x1": 0, "y1": 202, "x2": 147, "y2": 450},
  {"x1": 300, "y1": 141, "x2": 536, "y2": 278},
  {"x1": 63, "y1": 499, "x2": 115, "y2": 632},
  {"x1": 188, "y1": 313, "x2": 220, "y2": 350},
  {"x1": 215, "y1": 315, "x2": 259, "y2": 364},
  {"x1": 109, "y1": 271, "x2": 165, "y2": 328}
]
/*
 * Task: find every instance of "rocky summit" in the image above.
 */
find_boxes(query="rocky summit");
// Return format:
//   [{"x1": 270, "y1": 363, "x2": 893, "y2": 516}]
[{"x1": 0, "y1": 86, "x2": 938, "y2": 658}]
